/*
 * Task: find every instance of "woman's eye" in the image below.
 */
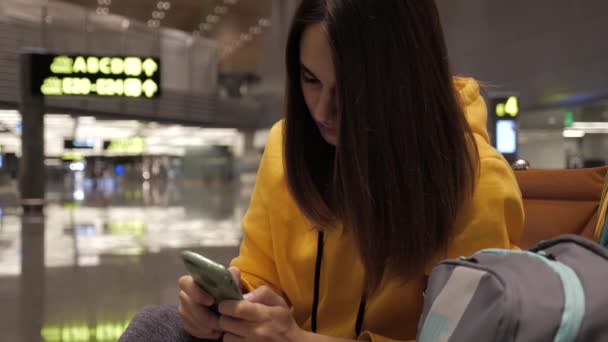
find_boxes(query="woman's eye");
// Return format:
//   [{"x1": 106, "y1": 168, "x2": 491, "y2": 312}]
[{"x1": 301, "y1": 71, "x2": 319, "y2": 84}]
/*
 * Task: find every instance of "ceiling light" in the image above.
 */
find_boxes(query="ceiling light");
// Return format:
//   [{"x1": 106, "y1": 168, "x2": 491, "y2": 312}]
[
  {"x1": 562, "y1": 129, "x2": 585, "y2": 138},
  {"x1": 571, "y1": 122, "x2": 608, "y2": 129},
  {"x1": 96, "y1": 7, "x2": 109, "y2": 15},
  {"x1": 152, "y1": 11, "x2": 165, "y2": 19},
  {"x1": 258, "y1": 18, "x2": 271, "y2": 27},
  {"x1": 157, "y1": 1, "x2": 171, "y2": 11},
  {"x1": 147, "y1": 19, "x2": 160, "y2": 28},
  {"x1": 215, "y1": 6, "x2": 228, "y2": 15},
  {"x1": 249, "y1": 26, "x2": 262, "y2": 35},
  {"x1": 206, "y1": 15, "x2": 219, "y2": 24},
  {"x1": 240, "y1": 33, "x2": 252, "y2": 41},
  {"x1": 78, "y1": 116, "x2": 96, "y2": 124},
  {"x1": 121, "y1": 19, "x2": 130, "y2": 29},
  {"x1": 221, "y1": 47, "x2": 234, "y2": 57},
  {"x1": 565, "y1": 122, "x2": 608, "y2": 134}
]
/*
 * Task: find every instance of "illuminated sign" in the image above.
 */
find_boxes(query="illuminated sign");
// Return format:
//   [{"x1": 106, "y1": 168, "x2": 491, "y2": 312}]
[
  {"x1": 61, "y1": 152, "x2": 85, "y2": 161},
  {"x1": 41, "y1": 320, "x2": 131, "y2": 342},
  {"x1": 489, "y1": 96, "x2": 519, "y2": 162},
  {"x1": 103, "y1": 137, "x2": 145, "y2": 154},
  {"x1": 108, "y1": 221, "x2": 146, "y2": 236},
  {"x1": 564, "y1": 111, "x2": 574, "y2": 127},
  {"x1": 30, "y1": 54, "x2": 161, "y2": 98},
  {"x1": 63, "y1": 201, "x2": 82, "y2": 209},
  {"x1": 496, "y1": 120, "x2": 517, "y2": 154},
  {"x1": 495, "y1": 96, "x2": 519, "y2": 118}
]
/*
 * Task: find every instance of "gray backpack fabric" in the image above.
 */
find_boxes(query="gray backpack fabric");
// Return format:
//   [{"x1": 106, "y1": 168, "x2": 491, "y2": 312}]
[{"x1": 417, "y1": 235, "x2": 608, "y2": 342}]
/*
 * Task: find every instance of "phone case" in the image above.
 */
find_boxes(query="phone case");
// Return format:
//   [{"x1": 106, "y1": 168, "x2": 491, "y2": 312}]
[{"x1": 181, "y1": 251, "x2": 243, "y2": 313}]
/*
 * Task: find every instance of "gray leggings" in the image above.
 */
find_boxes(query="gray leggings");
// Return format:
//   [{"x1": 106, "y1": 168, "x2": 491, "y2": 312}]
[{"x1": 119, "y1": 305, "x2": 220, "y2": 342}]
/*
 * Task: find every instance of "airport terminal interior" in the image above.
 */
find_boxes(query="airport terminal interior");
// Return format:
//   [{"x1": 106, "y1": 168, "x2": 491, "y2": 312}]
[{"x1": 0, "y1": 0, "x2": 607, "y2": 341}]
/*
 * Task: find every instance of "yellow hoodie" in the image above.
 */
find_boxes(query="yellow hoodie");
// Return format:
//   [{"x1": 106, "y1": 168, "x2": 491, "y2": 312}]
[{"x1": 231, "y1": 77, "x2": 524, "y2": 342}]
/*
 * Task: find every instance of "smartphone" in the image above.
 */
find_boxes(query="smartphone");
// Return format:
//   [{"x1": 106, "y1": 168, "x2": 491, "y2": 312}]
[{"x1": 181, "y1": 250, "x2": 243, "y2": 313}]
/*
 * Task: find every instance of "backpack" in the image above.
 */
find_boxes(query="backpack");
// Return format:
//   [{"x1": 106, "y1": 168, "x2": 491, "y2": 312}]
[{"x1": 417, "y1": 235, "x2": 608, "y2": 342}]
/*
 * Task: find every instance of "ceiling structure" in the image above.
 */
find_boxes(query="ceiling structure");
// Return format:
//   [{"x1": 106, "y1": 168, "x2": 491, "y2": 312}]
[
  {"x1": 60, "y1": 0, "x2": 274, "y2": 72},
  {"x1": 16, "y1": 0, "x2": 608, "y2": 110},
  {"x1": 437, "y1": 0, "x2": 608, "y2": 110}
]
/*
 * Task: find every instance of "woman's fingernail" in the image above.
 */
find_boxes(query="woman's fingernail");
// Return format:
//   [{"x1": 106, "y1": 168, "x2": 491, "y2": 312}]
[{"x1": 243, "y1": 293, "x2": 253, "y2": 300}]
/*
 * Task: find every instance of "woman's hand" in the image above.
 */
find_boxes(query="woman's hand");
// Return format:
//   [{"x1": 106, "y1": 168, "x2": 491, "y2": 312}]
[
  {"x1": 177, "y1": 274, "x2": 223, "y2": 340},
  {"x1": 218, "y1": 286, "x2": 304, "y2": 342},
  {"x1": 178, "y1": 266, "x2": 243, "y2": 340}
]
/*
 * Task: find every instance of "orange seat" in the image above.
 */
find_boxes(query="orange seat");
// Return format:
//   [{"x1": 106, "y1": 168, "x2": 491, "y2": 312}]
[{"x1": 514, "y1": 166, "x2": 608, "y2": 249}]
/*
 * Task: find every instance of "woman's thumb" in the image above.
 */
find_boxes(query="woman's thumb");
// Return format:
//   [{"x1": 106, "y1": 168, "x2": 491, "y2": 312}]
[{"x1": 244, "y1": 286, "x2": 287, "y2": 307}]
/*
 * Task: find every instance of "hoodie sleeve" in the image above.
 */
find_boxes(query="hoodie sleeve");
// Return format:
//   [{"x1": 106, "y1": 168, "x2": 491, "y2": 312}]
[{"x1": 230, "y1": 122, "x2": 284, "y2": 295}]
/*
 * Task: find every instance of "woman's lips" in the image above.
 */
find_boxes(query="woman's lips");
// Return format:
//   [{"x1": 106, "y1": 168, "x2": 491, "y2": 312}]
[
  {"x1": 322, "y1": 126, "x2": 337, "y2": 135},
  {"x1": 318, "y1": 123, "x2": 337, "y2": 136}
]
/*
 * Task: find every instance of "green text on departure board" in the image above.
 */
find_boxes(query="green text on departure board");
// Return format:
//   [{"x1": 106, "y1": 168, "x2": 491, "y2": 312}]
[{"x1": 30, "y1": 54, "x2": 161, "y2": 98}]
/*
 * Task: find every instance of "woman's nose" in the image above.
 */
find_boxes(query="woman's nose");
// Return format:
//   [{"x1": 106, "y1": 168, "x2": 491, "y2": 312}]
[{"x1": 314, "y1": 87, "x2": 336, "y2": 125}]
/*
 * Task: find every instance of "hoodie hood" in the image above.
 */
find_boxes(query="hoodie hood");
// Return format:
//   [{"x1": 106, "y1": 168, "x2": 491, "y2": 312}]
[{"x1": 454, "y1": 77, "x2": 490, "y2": 144}]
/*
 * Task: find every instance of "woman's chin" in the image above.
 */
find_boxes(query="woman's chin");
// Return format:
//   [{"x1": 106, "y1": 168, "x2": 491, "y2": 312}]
[
  {"x1": 318, "y1": 127, "x2": 338, "y2": 146},
  {"x1": 321, "y1": 132, "x2": 337, "y2": 146}
]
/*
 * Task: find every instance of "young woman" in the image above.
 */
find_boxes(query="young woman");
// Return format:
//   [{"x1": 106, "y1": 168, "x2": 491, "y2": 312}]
[{"x1": 120, "y1": 0, "x2": 523, "y2": 341}]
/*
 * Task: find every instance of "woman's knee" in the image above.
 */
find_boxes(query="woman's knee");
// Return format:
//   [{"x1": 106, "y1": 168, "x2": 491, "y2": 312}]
[
  {"x1": 120, "y1": 305, "x2": 184, "y2": 342},
  {"x1": 137, "y1": 305, "x2": 181, "y2": 323}
]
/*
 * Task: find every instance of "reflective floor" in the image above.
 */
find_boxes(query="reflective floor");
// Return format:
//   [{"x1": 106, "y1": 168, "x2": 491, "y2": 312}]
[{"x1": 0, "y1": 175, "x2": 253, "y2": 342}]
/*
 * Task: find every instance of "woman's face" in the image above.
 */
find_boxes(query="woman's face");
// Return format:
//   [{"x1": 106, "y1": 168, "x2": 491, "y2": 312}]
[{"x1": 300, "y1": 24, "x2": 338, "y2": 146}]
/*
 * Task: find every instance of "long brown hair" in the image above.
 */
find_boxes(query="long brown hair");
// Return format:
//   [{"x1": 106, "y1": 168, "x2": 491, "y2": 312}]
[{"x1": 284, "y1": 0, "x2": 479, "y2": 292}]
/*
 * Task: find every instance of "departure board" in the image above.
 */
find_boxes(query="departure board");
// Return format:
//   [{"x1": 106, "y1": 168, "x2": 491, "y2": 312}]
[{"x1": 30, "y1": 54, "x2": 161, "y2": 98}]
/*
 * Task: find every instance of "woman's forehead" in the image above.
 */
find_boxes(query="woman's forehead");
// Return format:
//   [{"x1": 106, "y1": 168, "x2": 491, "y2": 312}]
[{"x1": 300, "y1": 24, "x2": 335, "y2": 85}]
